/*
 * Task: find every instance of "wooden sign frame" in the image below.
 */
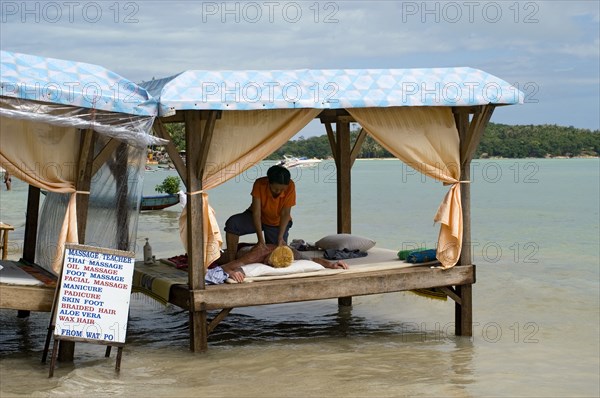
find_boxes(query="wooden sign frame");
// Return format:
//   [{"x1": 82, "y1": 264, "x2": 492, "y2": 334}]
[{"x1": 45, "y1": 243, "x2": 135, "y2": 377}]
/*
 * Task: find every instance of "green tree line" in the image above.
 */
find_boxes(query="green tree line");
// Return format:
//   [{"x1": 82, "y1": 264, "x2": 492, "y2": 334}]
[{"x1": 162, "y1": 122, "x2": 599, "y2": 159}]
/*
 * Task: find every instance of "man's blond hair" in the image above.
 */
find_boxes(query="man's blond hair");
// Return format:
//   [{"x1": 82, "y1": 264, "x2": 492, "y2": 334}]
[{"x1": 266, "y1": 246, "x2": 294, "y2": 268}]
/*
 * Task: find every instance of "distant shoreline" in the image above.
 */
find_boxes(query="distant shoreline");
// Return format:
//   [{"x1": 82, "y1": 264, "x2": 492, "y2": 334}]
[{"x1": 354, "y1": 155, "x2": 599, "y2": 160}]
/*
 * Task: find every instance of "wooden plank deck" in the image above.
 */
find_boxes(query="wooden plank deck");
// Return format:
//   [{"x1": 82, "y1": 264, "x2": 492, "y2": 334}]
[
  {"x1": 132, "y1": 249, "x2": 475, "y2": 317},
  {"x1": 130, "y1": 246, "x2": 475, "y2": 341},
  {"x1": 182, "y1": 264, "x2": 475, "y2": 311},
  {"x1": 0, "y1": 284, "x2": 55, "y2": 312},
  {"x1": 0, "y1": 260, "x2": 57, "y2": 312}
]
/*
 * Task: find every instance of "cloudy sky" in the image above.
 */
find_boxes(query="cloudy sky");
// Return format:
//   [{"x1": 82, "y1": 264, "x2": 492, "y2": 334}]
[{"x1": 1, "y1": 0, "x2": 598, "y2": 136}]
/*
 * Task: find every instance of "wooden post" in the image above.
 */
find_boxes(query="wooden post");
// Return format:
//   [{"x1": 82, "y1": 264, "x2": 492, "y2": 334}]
[
  {"x1": 113, "y1": 143, "x2": 129, "y2": 251},
  {"x1": 184, "y1": 111, "x2": 207, "y2": 352},
  {"x1": 22, "y1": 186, "x2": 40, "y2": 263},
  {"x1": 336, "y1": 116, "x2": 352, "y2": 307},
  {"x1": 321, "y1": 115, "x2": 365, "y2": 308},
  {"x1": 456, "y1": 155, "x2": 473, "y2": 336},
  {"x1": 184, "y1": 110, "x2": 218, "y2": 352},
  {"x1": 58, "y1": 128, "x2": 95, "y2": 362},
  {"x1": 154, "y1": 113, "x2": 218, "y2": 352},
  {"x1": 455, "y1": 109, "x2": 471, "y2": 267},
  {"x1": 153, "y1": 120, "x2": 187, "y2": 179},
  {"x1": 350, "y1": 128, "x2": 367, "y2": 167},
  {"x1": 18, "y1": 186, "x2": 40, "y2": 318},
  {"x1": 336, "y1": 116, "x2": 352, "y2": 234},
  {"x1": 454, "y1": 105, "x2": 495, "y2": 336},
  {"x1": 74, "y1": 129, "x2": 95, "y2": 240}
]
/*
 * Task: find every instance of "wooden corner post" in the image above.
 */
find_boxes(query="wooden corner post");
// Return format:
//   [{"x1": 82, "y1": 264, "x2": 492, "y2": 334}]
[
  {"x1": 184, "y1": 110, "x2": 218, "y2": 352},
  {"x1": 454, "y1": 105, "x2": 495, "y2": 336},
  {"x1": 56, "y1": 128, "x2": 95, "y2": 362},
  {"x1": 184, "y1": 111, "x2": 207, "y2": 353},
  {"x1": 336, "y1": 116, "x2": 352, "y2": 235},
  {"x1": 336, "y1": 115, "x2": 352, "y2": 306}
]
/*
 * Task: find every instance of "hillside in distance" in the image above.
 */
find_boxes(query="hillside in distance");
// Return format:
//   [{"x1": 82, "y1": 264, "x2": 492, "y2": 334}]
[{"x1": 267, "y1": 123, "x2": 600, "y2": 160}]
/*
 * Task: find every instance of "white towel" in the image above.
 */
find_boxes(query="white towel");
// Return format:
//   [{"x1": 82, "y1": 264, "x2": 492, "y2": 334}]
[{"x1": 241, "y1": 259, "x2": 325, "y2": 277}]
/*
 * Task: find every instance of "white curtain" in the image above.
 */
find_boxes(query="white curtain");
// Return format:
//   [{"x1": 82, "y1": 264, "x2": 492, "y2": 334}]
[
  {"x1": 179, "y1": 108, "x2": 321, "y2": 267},
  {"x1": 347, "y1": 107, "x2": 463, "y2": 269}
]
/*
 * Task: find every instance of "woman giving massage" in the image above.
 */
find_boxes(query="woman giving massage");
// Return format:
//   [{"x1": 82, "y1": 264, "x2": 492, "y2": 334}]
[
  {"x1": 224, "y1": 165, "x2": 297, "y2": 261},
  {"x1": 222, "y1": 165, "x2": 346, "y2": 282}
]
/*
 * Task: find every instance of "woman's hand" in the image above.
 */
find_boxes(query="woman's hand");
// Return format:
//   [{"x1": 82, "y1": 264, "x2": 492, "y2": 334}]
[{"x1": 253, "y1": 242, "x2": 270, "y2": 253}]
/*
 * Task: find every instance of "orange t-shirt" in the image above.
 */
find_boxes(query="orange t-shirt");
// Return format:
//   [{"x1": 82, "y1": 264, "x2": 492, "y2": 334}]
[{"x1": 251, "y1": 177, "x2": 296, "y2": 226}]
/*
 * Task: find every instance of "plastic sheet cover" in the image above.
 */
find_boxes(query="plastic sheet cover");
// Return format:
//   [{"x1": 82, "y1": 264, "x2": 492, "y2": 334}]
[
  {"x1": 35, "y1": 136, "x2": 145, "y2": 272},
  {"x1": 0, "y1": 96, "x2": 163, "y2": 148}
]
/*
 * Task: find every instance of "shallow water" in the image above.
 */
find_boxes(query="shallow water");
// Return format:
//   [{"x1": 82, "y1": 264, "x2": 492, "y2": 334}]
[{"x1": 1, "y1": 159, "x2": 599, "y2": 397}]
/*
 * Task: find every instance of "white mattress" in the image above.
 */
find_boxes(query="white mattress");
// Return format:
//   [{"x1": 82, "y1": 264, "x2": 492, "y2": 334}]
[
  {"x1": 234, "y1": 248, "x2": 435, "y2": 283},
  {"x1": 0, "y1": 260, "x2": 44, "y2": 286}
]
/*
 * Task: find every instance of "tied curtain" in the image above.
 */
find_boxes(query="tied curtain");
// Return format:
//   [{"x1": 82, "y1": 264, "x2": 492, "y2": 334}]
[
  {"x1": 347, "y1": 107, "x2": 463, "y2": 269},
  {"x1": 0, "y1": 117, "x2": 80, "y2": 273},
  {"x1": 179, "y1": 108, "x2": 321, "y2": 267}
]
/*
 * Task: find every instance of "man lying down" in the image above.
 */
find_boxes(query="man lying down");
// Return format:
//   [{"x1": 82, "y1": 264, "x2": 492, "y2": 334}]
[{"x1": 218, "y1": 244, "x2": 348, "y2": 283}]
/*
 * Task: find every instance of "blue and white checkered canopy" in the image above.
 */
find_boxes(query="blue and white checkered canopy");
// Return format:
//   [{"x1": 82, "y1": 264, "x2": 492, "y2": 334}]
[
  {"x1": 0, "y1": 51, "x2": 163, "y2": 146},
  {"x1": 1, "y1": 50, "x2": 157, "y2": 116},
  {"x1": 141, "y1": 67, "x2": 523, "y2": 115}
]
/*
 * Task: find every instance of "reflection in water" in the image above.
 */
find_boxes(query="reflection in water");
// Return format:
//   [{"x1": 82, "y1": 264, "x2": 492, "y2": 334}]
[
  {"x1": 0, "y1": 310, "x2": 51, "y2": 358},
  {"x1": 450, "y1": 337, "x2": 475, "y2": 390}
]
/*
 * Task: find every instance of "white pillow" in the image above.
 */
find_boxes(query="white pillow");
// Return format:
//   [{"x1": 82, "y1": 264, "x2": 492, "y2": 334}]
[
  {"x1": 315, "y1": 234, "x2": 376, "y2": 251},
  {"x1": 241, "y1": 260, "x2": 325, "y2": 277}
]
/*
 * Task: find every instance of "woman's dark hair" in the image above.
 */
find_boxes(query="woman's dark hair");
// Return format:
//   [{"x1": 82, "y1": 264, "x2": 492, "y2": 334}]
[{"x1": 267, "y1": 165, "x2": 291, "y2": 185}]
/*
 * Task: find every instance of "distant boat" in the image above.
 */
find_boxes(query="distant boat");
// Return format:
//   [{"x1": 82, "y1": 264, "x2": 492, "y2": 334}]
[
  {"x1": 41, "y1": 190, "x2": 180, "y2": 212},
  {"x1": 278, "y1": 154, "x2": 322, "y2": 169},
  {"x1": 140, "y1": 194, "x2": 180, "y2": 211}
]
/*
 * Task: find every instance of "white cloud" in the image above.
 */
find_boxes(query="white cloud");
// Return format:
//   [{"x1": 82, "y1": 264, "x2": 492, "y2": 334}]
[
  {"x1": 555, "y1": 39, "x2": 600, "y2": 58},
  {"x1": 1, "y1": 0, "x2": 598, "y2": 130}
]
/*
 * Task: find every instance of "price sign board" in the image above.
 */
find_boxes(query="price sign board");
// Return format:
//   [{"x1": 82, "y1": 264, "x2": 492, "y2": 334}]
[{"x1": 53, "y1": 244, "x2": 135, "y2": 344}]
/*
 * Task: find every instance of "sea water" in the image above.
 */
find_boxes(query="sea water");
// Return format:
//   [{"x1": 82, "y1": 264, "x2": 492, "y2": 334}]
[{"x1": 0, "y1": 159, "x2": 598, "y2": 397}]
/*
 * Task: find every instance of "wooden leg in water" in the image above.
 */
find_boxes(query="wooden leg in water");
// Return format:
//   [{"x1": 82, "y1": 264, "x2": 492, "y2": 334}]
[
  {"x1": 338, "y1": 296, "x2": 352, "y2": 307},
  {"x1": 48, "y1": 338, "x2": 59, "y2": 378},
  {"x1": 17, "y1": 310, "x2": 30, "y2": 318},
  {"x1": 57, "y1": 340, "x2": 75, "y2": 362},
  {"x1": 115, "y1": 347, "x2": 123, "y2": 372},
  {"x1": 41, "y1": 324, "x2": 55, "y2": 364},
  {"x1": 105, "y1": 346, "x2": 112, "y2": 357},
  {"x1": 455, "y1": 284, "x2": 473, "y2": 336},
  {"x1": 190, "y1": 310, "x2": 208, "y2": 352},
  {"x1": 208, "y1": 308, "x2": 233, "y2": 334}
]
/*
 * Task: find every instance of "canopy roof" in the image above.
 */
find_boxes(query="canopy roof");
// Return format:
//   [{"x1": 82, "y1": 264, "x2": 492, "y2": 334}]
[
  {"x1": 0, "y1": 51, "x2": 162, "y2": 147},
  {"x1": 1, "y1": 51, "x2": 155, "y2": 274},
  {"x1": 1, "y1": 50, "x2": 157, "y2": 116},
  {"x1": 141, "y1": 67, "x2": 523, "y2": 115}
]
